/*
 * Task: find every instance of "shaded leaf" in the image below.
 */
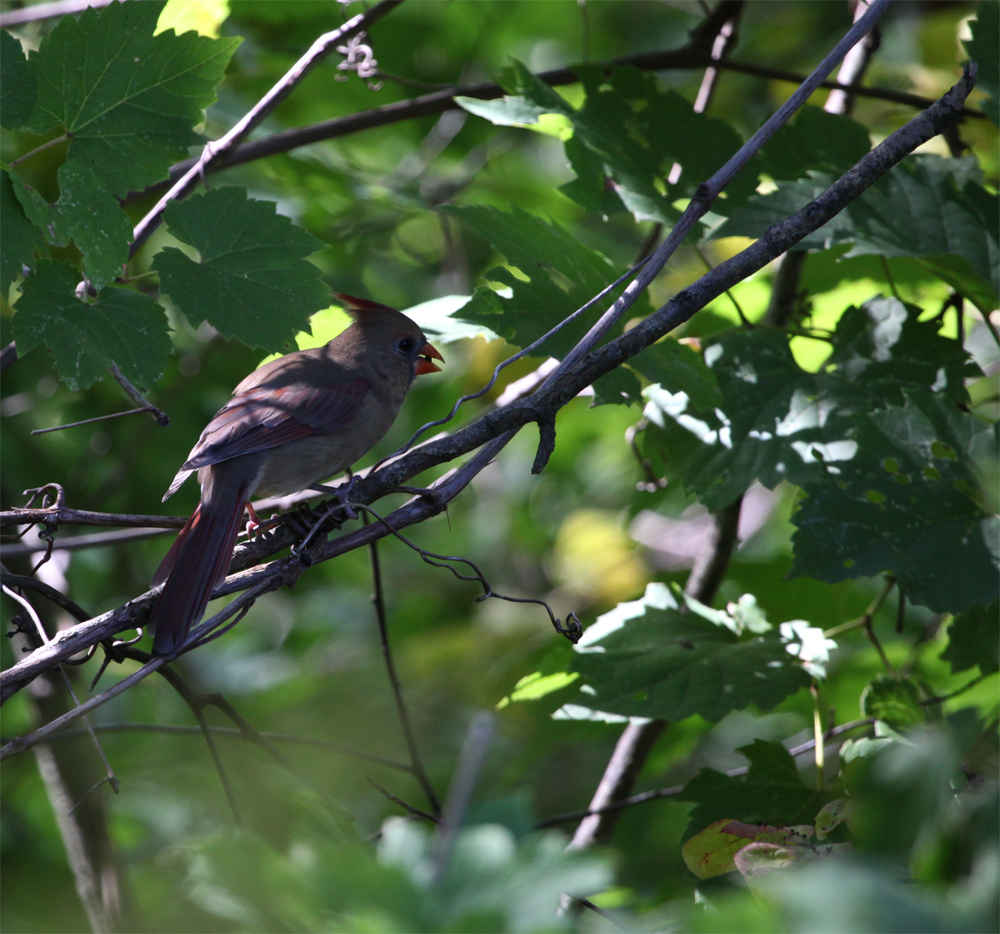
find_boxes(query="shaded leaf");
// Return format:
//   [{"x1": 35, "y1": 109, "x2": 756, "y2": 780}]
[
  {"x1": 758, "y1": 105, "x2": 871, "y2": 181},
  {"x1": 0, "y1": 30, "x2": 36, "y2": 130},
  {"x1": 629, "y1": 339, "x2": 723, "y2": 411},
  {"x1": 13, "y1": 260, "x2": 171, "y2": 389},
  {"x1": 940, "y1": 602, "x2": 1000, "y2": 675},
  {"x1": 814, "y1": 798, "x2": 856, "y2": 841},
  {"x1": 0, "y1": 170, "x2": 44, "y2": 291},
  {"x1": 10, "y1": 164, "x2": 132, "y2": 290},
  {"x1": 23, "y1": 0, "x2": 239, "y2": 198},
  {"x1": 679, "y1": 739, "x2": 828, "y2": 840},
  {"x1": 154, "y1": 187, "x2": 329, "y2": 351},
  {"x1": 791, "y1": 391, "x2": 999, "y2": 613},
  {"x1": 591, "y1": 365, "x2": 642, "y2": 407},
  {"x1": 642, "y1": 298, "x2": 981, "y2": 510},
  {"x1": 443, "y1": 203, "x2": 650, "y2": 357}
]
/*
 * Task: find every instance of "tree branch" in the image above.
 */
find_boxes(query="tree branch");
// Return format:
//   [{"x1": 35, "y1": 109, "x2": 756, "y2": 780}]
[{"x1": 0, "y1": 64, "x2": 976, "y2": 708}]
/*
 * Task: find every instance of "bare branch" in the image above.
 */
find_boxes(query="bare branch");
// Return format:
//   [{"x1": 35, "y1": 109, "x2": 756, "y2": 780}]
[
  {"x1": 365, "y1": 514, "x2": 441, "y2": 816},
  {"x1": 1, "y1": 526, "x2": 174, "y2": 558},
  {"x1": 367, "y1": 777, "x2": 440, "y2": 823}
]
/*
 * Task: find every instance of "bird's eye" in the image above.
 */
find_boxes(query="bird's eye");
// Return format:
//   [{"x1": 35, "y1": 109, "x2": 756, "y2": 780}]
[{"x1": 397, "y1": 337, "x2": 417, "y2": 353}]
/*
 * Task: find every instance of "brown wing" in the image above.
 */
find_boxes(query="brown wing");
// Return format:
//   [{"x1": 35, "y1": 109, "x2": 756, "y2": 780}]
[{"x1": 183, "y1": 380, "x2": 370, "y2": 470}]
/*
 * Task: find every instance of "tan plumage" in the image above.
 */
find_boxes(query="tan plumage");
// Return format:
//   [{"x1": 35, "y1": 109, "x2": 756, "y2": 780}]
[{"x1": 149, "y1": 294, "x2": 443, "y2": 657}]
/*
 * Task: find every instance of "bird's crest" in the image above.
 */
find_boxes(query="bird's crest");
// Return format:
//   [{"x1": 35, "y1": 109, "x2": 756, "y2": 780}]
[{"x1": 333, "y1": 292, "x2": 392, "y2": 318}]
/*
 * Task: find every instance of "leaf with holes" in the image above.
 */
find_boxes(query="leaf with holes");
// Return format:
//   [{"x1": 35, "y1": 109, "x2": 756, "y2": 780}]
[
  {"x1": 790, "y1": 390, "x2": 999, "y2": 613},
  {"x1": 154, "y1": 188, "x2": 330, "y2": 351},
  {"x1": 641, "y1": 297, "x2": 980, "y2": 510},
  {"x1": 13, "y1": 261, "x2": 171, "y2": 390}
]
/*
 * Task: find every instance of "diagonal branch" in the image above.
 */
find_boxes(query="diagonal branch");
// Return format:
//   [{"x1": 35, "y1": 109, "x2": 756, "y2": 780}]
[{"x1": 0, "y1": 64, "x2": 976, "y2": 710}]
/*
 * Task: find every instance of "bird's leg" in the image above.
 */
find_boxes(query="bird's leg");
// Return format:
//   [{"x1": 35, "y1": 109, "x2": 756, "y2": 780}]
[
  {"x1": 306, "y1": 479, "x2": 358, "y2": 521},
  {"x1": 244, "y1": 501, "x2": 262, "y2": 538},
  {"x1": 289, "y1": 480, "x2": 360, "y2": 564}
]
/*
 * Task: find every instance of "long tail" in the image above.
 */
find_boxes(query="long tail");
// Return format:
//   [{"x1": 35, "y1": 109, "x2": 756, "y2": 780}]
[{"x1": 150, "y1": 471, "x2": 251, "y2": 657}]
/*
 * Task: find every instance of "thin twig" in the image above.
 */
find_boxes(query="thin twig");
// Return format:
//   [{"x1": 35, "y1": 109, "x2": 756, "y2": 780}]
[
  {"x1": 31, "y1": 407, "x2": 163, "y2": 436},
  {"x1": 367, "y1": 777, "x2": 439, "y2": 823},
  {"x1": 824, "y1": 576, "x2": 896, "y2": 638},
  {"x1": 1, "y1": 526, "x2": 174, "y2": 558},
  {"x1": 364, "y1": 512, "x2": 441, "y2": 816},
  {"x1": 108, "y1": 364, "x2": 169, "y2": 427},
  {"x1": 32, "y1": 722, "x2": 414, "y2": 773},
  {"x1": 0, "y1": 0, "x2": 111, "y2": 27},
  {"x1": 8, "y1": 133, "x2": 70, "y2": 169},
  {"x1": 1, "y1": 573, "x2": 90, "y2": 623},
  {"x1": 128, "y1": 0, "x2": 405, "y2": 257},
  {"x1": 920, "y1": 672, "x2": 994, "y2": 706}
]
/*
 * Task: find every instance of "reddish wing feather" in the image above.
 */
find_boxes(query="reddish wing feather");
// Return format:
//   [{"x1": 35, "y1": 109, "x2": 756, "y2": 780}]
[{"x1": 182, "y1": 380, "x2": 369, "y2": 470}]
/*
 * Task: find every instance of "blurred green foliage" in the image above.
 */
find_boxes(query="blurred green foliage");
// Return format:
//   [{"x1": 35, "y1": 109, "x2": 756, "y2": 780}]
[{"x1": 1, "y1": 1, "x2": 997, "y2": 932}]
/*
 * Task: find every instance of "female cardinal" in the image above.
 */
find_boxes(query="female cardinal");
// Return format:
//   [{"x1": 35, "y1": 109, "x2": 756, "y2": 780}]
[{"x1": 149, "y1": 293, "x2": 443, "y2": 657}]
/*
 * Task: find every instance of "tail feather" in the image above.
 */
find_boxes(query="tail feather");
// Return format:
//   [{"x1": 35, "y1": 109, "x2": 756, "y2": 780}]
[{"x1": 150, "y1": 487, "x2": 249, "y2": 657}]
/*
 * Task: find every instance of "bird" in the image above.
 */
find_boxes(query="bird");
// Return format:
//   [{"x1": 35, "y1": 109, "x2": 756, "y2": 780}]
[{"x1": 148, "y1": 293, "x2": 444, "y2": 657}]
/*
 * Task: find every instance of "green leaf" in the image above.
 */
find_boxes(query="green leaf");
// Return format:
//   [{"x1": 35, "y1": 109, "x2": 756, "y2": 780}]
[
  {"x1": 813, "y1": 798, "x2": 856, "y2": 841},
  {"x1": 0, "y1": 31, "x2": 36, "y2": 130},
  {"x1": 0, "y1": 170, "x2": 44, "y2": 291},
  {"x1": 471, "y1": 60, "x2": 757, "y2": 225},
  {"x1": 23, "y1": 0, "x2": 239, "y2": 198},
  {"x1": 641, "y1": 298, "x2": 981, "y2": 510},
  {"x1": 679, "y1": 739, "x2": 828, "y2": 840},
  {"x1": 10, "y1": 165, "x2": 132, "y2": 291},
  {"x1": 442, "y1": 203, "x2": 650, "y2": 357},
  {"x1": 758, "y1": 105, "x2": 871, "y2": 181},
  {"x1": 591, "y1": 366, "x2": 642, "y2": 407},
  {"x1": 940, "y1": 602, "x2": 1000, "y2": 675},
  {"x1": 790, "y1": 391, "x2": 1000, "y2": 613},
  {"x1": 629, "y1": 339, "x2": 723, "y2": 411},
  {"x1": 13, "y1": 260, "x2": 171, "y2": 390},
  {"x1": 154, "y1": 187, "x2": 330, "y2": 351},
  {"x1": 860, "y1": 675, "x2": 925, "y2": 731},
  {"x1": 401, "y1": 295, "x2": 501, "y2": 344},
  {"x1": 558, "y1": 583, "x2": 811, "y2": 723},
  {"x1": 965, "y1": 1, "x2": 1000, "y2": 125},
  {"x1": 714, "y1": 156, "x2": 999, "y2": 313}
]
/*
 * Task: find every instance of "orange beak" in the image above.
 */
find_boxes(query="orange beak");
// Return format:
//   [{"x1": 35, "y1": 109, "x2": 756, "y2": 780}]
[{"x1": 414, "y1": 341, "x2": 444, "y2": 376}]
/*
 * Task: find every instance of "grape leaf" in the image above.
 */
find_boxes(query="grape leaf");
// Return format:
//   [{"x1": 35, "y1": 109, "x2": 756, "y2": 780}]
[
  {"x1": 442, "y1": 203, "x2": 651, "y2": 358},
  {"x1": 591, "y1": 365, "x2": 643, "y2": 407},
  {"x1": 682, "y1": 819, "x2": 814, "y2": 880},
  {"x1": 629, "y1": 339, "x2": 723, "y2": 411},
  {"x1": 757, "y1": 105, "x2": 871, "y2": 181},
  {"x1": 13, "y1": 260, "x2": 171, "y2": 390},
  {"x1": 0, "y1": 30, "x2": 36, "y2": 130},
  {"x1": 1, "y1": 170, "x2": 44, "y2": 291},
  {"x1": 678, "y1": 740, "x2": 827, "y2": 840},
  {"x1": 154, "y1": 187, "x2": 330, "y2": 351},
  {"x1": 940, "y1": 602, "x2": 1000, "y2": 675},
  {"x1": 641, "y1": 297, "x2": 980, "y2": 510},
  {"x1": 459, "y1": 60, "x2": 757, "y2": 224},
  {"x1": 10, "y1": 165, "x2": 132, "y2": 290},
  {"x1": 22, "y1": 0, "x2": 239, "y2": 198},
  {"x1": 790, "y1": 390, "x2": 999, "y2": 613},
  {"x1": 964, "y1": 0, "x2": 1000, "y2": 125},
  {"x1": 714, "y1": 156, "x2": 999, "y2": 313},
  {"x1": 556, "y1": 583, "x2": 811, "y2": 723}
]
